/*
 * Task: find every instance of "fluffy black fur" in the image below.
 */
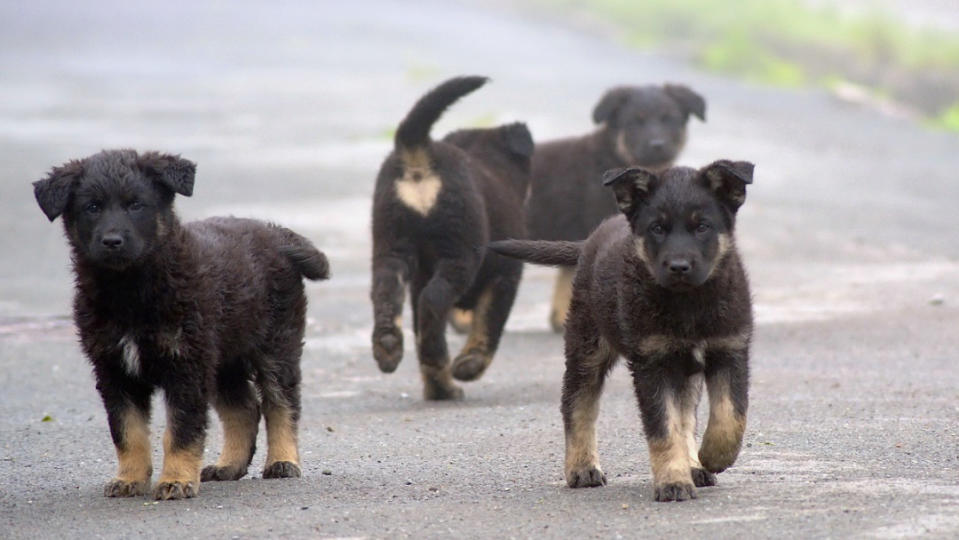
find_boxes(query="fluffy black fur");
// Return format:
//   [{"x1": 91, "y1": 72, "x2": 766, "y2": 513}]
[
  {"x1": 33, "y1": 149, "x2": 329, "y2": 500},
  {"x1": 525, "y1": 83, "x2": 706, "y2": 331},
  {"x1": 490, "y1": 160, "x2": 754, "y2": 502},
  {"x1": 370, "y1": 76, "x2": 533, "y2": 400}
]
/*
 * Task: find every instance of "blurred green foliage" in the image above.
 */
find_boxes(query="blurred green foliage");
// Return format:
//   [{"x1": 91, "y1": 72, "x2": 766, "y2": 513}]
[{"x1": 547, "y1": 0, "x2": 959, "y2": 130}]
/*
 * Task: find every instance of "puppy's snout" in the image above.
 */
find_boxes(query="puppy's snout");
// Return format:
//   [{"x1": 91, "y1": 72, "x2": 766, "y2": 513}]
[
  {"x1": 648, "y1": 138, "x2": 666, "y2": 150},
  {"x1": 666, "y1": 258, "x2": 692, "y2": 275},
  {"x1": 101, "y1": 233, "x2": 124, "y2": 249}
]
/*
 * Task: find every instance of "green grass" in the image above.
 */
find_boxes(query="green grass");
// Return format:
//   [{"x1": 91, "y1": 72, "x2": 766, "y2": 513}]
[{"x1": 543, "y1": 0, "x2": 959, "y2": 131}]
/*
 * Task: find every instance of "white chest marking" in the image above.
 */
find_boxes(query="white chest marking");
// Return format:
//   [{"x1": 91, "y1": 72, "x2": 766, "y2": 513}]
[
  {"x1": 395, "y1": 174, "x2": 441, "y2": 216},
  {"x1": 119, "y1": 334, "x2": 141, "y2": 377}
]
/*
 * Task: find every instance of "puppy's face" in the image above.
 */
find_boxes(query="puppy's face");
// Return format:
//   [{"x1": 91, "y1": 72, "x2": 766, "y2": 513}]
[
  {"x1": 604, "y1": 161, "x2": 753, "y2": 291},
  {"x1": 593, "y1": 84, "x2": 706, "y2": 168},
  {"x1": 33, "y1": 149, "x2": 195, "y2": 271}
]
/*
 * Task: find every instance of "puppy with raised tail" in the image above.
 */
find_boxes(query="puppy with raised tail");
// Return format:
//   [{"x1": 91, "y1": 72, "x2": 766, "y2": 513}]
[
  {"x1": 370, "y1": 76, "x2": 533, "y2": 400},
  {"x1": 490, "y1": 161, "x2": 754, "y2": 502},
  {"x1": 33, "y1": 149, "x2": 329, "y2": 500}
]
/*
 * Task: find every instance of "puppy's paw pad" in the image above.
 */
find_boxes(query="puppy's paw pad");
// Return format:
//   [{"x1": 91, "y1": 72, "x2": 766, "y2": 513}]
[
  {"x1": 201, "y1": 464, "x2": 248, "y2": 482},
  {"x1": 691, "y1": 468, "x2": 717, "y2": 487},
  {"x1": 153, "y1": 480, "x2": 197, "y2": 500},
  {"x1": 423, "y1": 381, "x2": 464, "y2": 401},
  {"x1": 654, "y1": 482, "x2": 696, "y2": 502},
  {"x1": 262, "y1": 461, "x2": 301, "y2": 479},
  {"x1": 104, "y1": 478, "x2": 149, "y2": 497},
  {"x1": 372, "y1": 327, "x2": 403, "y2": 373},
  {"x1": 566, "y1": 466, "x2": 607, "y2": 488},
  {"x1": 451, "y1": 352, "x2": 490, "y2": 382}
]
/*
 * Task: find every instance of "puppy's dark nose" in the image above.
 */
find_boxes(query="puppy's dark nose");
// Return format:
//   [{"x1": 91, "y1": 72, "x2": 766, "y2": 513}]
[
  {"x1": 101, "y1": 234, "x2": 124, "y2": 249},
  {"x1": 667, "y1": 258, "x2": 692, "y2": 275},
  {"x1": 648, "y1": 138, "x2": 666, "y2": 150}
]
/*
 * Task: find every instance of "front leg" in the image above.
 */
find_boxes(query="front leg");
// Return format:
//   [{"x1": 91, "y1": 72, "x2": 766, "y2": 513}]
[
  {"x1": 699, "y1": 347, "x2": 749, "y2": 474},
  {"x1": 630, "y1": 353, "x2": 698, "y2": 502},
  {"x1": 155, "y1": 383, "x2": 208, "y2": 500},
  {"x1": 97, "y1": 369, "x2": 154, "y2": 497}
]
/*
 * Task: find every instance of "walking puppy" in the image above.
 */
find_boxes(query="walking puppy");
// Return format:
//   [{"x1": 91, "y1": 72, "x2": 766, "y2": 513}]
[
  {"x1": 370, "y1": 76, "x2": 533, "y2": 399},
  {"x1": 525, "y1": 84, "x2": 706, "y2": 331},
  {"x1": 490, "y1": 160, "x2": 753, "y2": 501},
  {"x1": 33, "y1": 149, "x2": 330, "y2": 500}
]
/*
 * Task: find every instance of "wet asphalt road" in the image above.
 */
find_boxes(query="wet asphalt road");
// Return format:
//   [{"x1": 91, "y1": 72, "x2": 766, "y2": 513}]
[{"x1": 1, "y1": 1, "x2": 958, "y2": 538}]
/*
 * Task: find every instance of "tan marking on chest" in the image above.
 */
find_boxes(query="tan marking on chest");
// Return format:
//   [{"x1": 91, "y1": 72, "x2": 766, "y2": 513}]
[{"x1": 394, "y1": 172, "x2": 442, "y2": 216}]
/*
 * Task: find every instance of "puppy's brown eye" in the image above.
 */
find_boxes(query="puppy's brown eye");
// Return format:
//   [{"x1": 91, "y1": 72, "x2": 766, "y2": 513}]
[
  {"x1": 128, "y1": 201, "x2": 145, "y2": 212},
  {"x1": 85, "y1": 202, "x2": 101, "y2": 214},
  {"x1": 695, "y1": 223, "x2": 711, "y2": 234},
  {"x1": 648, "y1": 223, "x2": 665, "y2": 236}
]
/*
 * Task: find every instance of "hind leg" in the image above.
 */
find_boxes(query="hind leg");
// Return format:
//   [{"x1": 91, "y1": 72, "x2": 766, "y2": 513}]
[
  {"x1": 259, "y1": 362, "x2": 302, "y2": 479},
  {"x1": 202, "y1": 371, "x2": 259, "y2": 482},
  {"x1": 415, "y1": 259, "x2": 475, "y2": 400},
  {"x1": 452, "y1": 263, "x2": 522, "y2": 381},
  {"x1": 549, "y1": 267, "x2": 574, "y2": 333},
  {"x1": 371, "y1": 254, "x2": 411, "y2": 373}
]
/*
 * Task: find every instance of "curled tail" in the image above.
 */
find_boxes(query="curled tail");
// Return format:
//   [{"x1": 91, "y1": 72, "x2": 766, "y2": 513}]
[
  {"x1": 395, "y1": 76, "x2": 489, "y2": 152},
  {"x1": 488, "y1": 239, "x2": 583, "y2": 267},
  {"x1": 271, "y1": 225, "x2": 330, "y2": 281}
]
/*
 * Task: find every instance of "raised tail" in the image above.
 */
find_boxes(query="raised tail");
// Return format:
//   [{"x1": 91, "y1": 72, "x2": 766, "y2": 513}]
[
  {"x1": 271, "y1": 225, "x2": 330, "y2": 281},
  {"x1": 488, "y1": 239, "x2": 583, "y2": 267},
  {"x1": 395, "y1": 75, "x2": 489, "y2": 152}
]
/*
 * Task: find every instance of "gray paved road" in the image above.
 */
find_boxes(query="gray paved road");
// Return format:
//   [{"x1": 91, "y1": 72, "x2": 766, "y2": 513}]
[{"x1": 1, "y1": 1, "x2": 958, "y2": 538}]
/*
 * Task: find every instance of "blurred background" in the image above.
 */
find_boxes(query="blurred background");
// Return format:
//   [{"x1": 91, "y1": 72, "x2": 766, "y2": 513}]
[{"x1": 1, "y1": 1, "x2": 957, "y2": 537}]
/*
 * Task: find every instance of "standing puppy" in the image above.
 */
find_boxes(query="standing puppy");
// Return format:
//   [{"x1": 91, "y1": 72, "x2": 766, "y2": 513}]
[
  {"x1": 526, "y1": 84, "x2": 706, "y2": 331},
  {"x1": 370, "y1": 76, "x2": 533, "y2": 400},
  {"x1": 491, "y1": 161, "x2": 753, "y2": 501},
  {"x1": 33, "y1": 149, "x2": 329, "y2": 500}
]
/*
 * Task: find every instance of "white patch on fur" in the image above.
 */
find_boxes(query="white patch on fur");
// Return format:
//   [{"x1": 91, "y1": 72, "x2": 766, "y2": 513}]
[
  {"x1": 692, "y1": 342, "x2": 706, "y2": 367},
  {"x1": 119, "y1": 334, "x2": 141, "y2": 377},
  {"x1": 394, "y1": 172, "x2": 441, "y2": 216}
]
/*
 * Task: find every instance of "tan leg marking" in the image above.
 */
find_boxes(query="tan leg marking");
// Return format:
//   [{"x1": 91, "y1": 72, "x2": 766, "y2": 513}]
[
  {"x1": 214, "y1": 404, "x2": 257, "y2": 469},
  {"x1": 699, "y1": 375, "x2": 746, "y2": 473},
  {"x1": 681, "y1": 374, "x2": 704, "y2": 470},
  {"x1": 264, "y1": 406, "x2": 299, "y2": 467},
  {"x1": 549, "y1": 267, "x2": 575, "y2": 332},
  {"x1": 648, "y1": 391, "x2": 694, "y2": 490},
  {"x1": 564, "y1": 337, "x2": 614, "y2": 487},
  {"x1": 155, "y1": 425, "x2": 202, "y2": 500},
  {"x1": 420, "y1": 363, "x2": 464, "y2": 401},
  {"x1": 105, "y1": 407, "x2": 152, "y2": 497},
  {"x1": 564, "y1": 388, "x2": 603, "y2": 485}
]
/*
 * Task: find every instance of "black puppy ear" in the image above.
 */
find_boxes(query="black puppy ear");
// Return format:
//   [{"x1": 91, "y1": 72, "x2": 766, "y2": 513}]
[
  {"x1": 700, "y1": 160, "x2": 754, "y2": 212},
  {"x1": 33, "y1": 160, "x2": 83, "y2": 221},
  {"x1": 592, "y1": 87, "x2": 632, "y2": 126},
  {"x1": 602, "y1": 166, "x2": 658, "y2": 216},
  {"x1": 664, "y1": 84, "x2": 706, "y2": 121},
  {"x1": 501, "y1": 122, "x2": 534, "y2": 158},
  {"x1": 138, "y1": 152, "x2": 196, "y2": 196}
]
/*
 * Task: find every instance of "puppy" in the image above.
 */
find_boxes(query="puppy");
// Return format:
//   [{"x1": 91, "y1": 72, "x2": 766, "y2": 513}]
[
  {"x1": 490, "y1": 160, "x2": 753, "y2": 502},
  {"x1": 370, "y1": 76, "x2": 533, "y2": 400},
  {"x1": 33, "y1": 149, "x2": 330, "y2": 500},
  {"x1": 525, "y1": 84, "x2": 706, "y2": 331}
]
